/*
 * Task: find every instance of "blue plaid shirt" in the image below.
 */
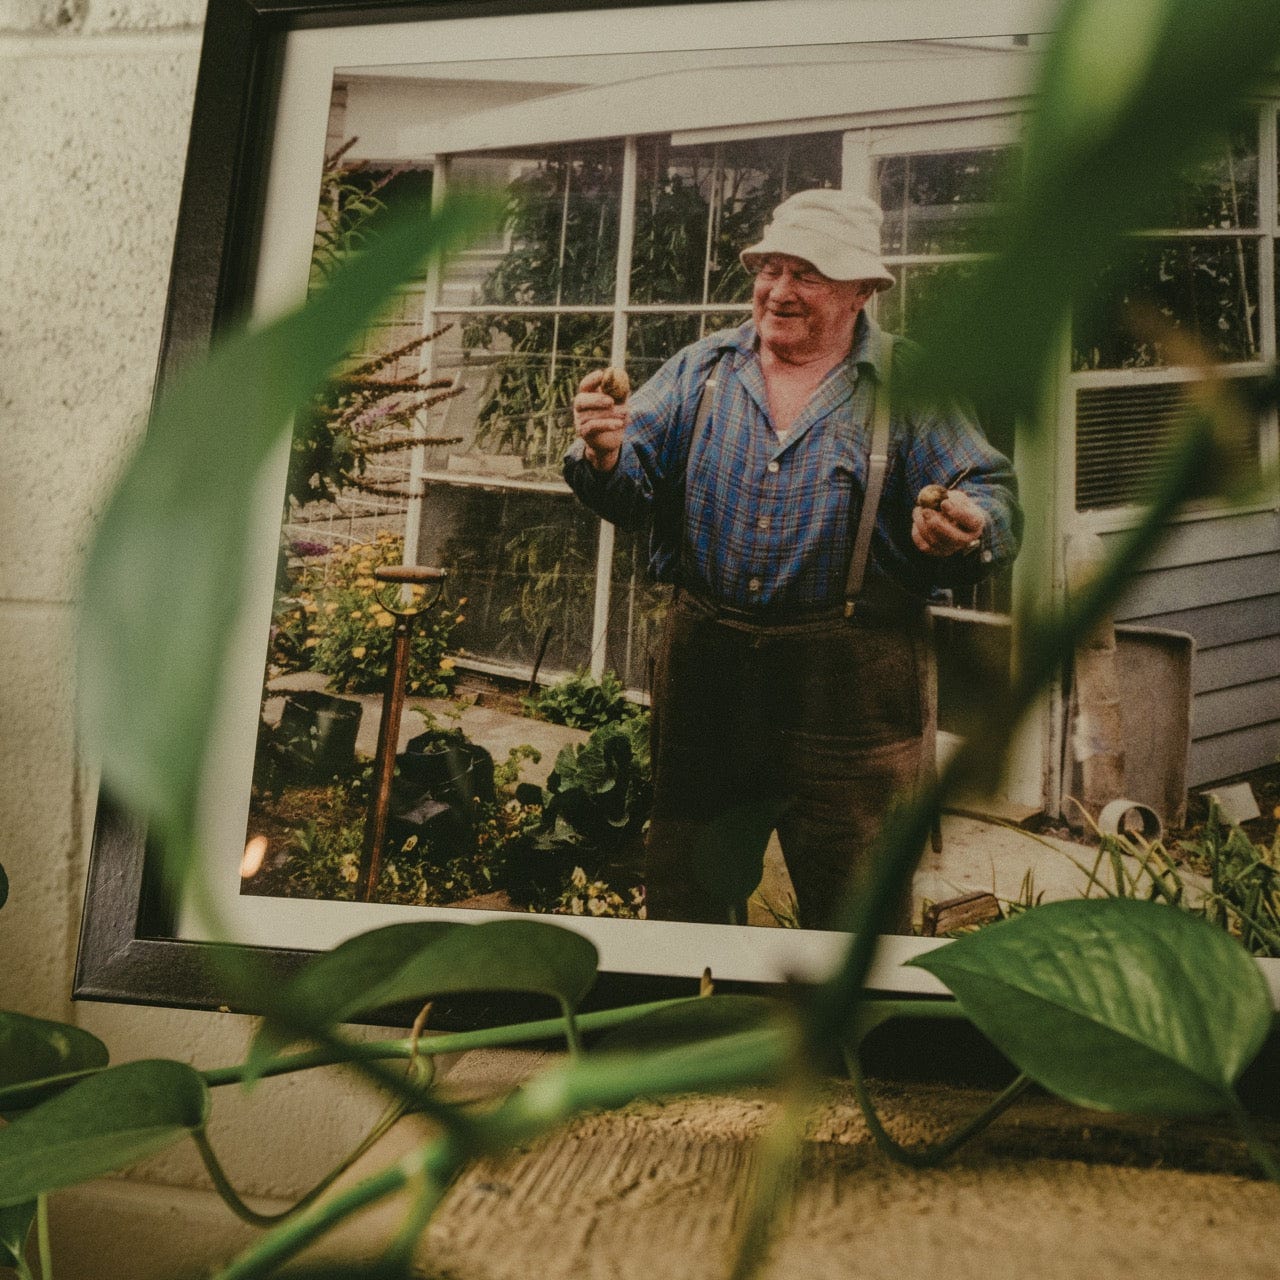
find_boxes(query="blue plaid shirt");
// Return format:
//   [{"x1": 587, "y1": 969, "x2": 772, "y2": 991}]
[{"x1": 564, "y1": 315, "x2": 1021, "y2": 609}]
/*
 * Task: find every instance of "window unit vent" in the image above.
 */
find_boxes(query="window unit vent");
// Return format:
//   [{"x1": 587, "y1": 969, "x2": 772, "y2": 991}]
[{"x1": 1075, "y1": 381, "x2": 1261, "y2": 510}]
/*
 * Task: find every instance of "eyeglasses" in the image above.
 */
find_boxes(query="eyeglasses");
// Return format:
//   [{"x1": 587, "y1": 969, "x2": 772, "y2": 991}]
[{"x1": 753, "y1": 261, "x2": 831, "y2": 288}]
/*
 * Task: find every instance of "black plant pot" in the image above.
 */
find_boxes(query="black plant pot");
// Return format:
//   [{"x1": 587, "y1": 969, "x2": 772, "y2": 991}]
[
  {"x1": 402, "y1": 734, "x2": 496, "y2": 807},
  {"x1": 276, "y1": 690, "x2": 362, "y2": 780}
]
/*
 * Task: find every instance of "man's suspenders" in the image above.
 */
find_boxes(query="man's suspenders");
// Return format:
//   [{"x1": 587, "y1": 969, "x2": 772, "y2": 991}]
[
  {"x1": 678, "y1": 335, "x2": 894, "y2": 613},
  {"x1": 843, "y1": 332, "x2": 894, "y2": 617}
]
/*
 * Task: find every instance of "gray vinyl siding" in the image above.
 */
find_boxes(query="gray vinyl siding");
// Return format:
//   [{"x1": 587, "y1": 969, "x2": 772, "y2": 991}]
[{"x1": 1101, "y1": 508, "x2": 1280, "y2": 786}]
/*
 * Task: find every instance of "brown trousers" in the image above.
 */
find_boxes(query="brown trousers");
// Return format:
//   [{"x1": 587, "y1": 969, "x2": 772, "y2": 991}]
[{"x1": 645, "y1": 587, "x2": 925, "y2": 932}]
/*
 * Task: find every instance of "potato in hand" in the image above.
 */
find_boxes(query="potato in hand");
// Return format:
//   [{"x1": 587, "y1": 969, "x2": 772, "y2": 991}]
[{"x1": 599, "y1": 367, "x2": 631, "y2": 404}]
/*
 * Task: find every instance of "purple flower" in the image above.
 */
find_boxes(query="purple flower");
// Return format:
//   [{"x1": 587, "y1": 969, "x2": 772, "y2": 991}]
[{"x1": 290, "y1": 539, "x2": 330, "y2": 558}]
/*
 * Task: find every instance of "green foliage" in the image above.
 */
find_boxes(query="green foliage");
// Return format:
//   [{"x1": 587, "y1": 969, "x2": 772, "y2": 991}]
[
  {"x1": 908, "y1": 898, "x2": 1272, "y2": 1115},
  {"x1": 594, "y1": 996, "x2": 782, "y2": 1055},
  {"x1": 309, "y1": 140, "x2": 398, "y2": 290},
  {"x1": 1013, "y1": 804, "x2": 1280, "y2": 958},
  {"x1": 1184, "y1": 805, "x2": 1280, "y2": 956},
  {"x1": 523, "y1": 668, "x2": 638, "y2": 731},
  {"x1": 270, "y1": 534, "x2": 458, "y2": 696},
  {"x1": 0, "y1": 1060, "x2": 209, "y2": 1208},
  {"x1": 536, "y1": 713, "x2": 652, "y2": 854},
  {"x1": 462, "y1": 153, "x2": 620, "y2": 466}
]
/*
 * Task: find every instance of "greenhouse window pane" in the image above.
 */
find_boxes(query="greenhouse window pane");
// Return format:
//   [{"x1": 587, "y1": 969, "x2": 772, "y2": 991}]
[
  {"x1": 877, "y1": 147, "x2": 1016, "y2": 256},
  {"x1": 625, "y1": 312, "x2": 748, "y2": 389},
  {"x1": 442, "y1": 142, "x2": 624, "y2": 309},
  {"x1": 631, "y1": 133, "x2": 841, "y2": 306},
  {"x1": 877, "y1": 261, "x2": 987, "y2": 341},
  {"x1": 1072, "y1": 237, "x2": 1261, "y2": 370},
  {"x1": 606, "y1": 522, "x2": 671, "y2": 693},
  {"x1": 431, "y1": 310, "x2": 613, "y2": 479},
  {"x1": 416, "y1": 482, "x2": 598, "y2": 675}
]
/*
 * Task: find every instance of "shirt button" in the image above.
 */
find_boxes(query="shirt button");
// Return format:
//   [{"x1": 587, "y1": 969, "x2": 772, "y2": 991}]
[
  {"x1": 756, "y1": 516, "x2": 770, "y2": 530},
  {"x1": 748, "y1": 577, "x2": 762, "y2": 593},
  {"x1": 766, "y1": 460, "x2": 780, "y2": 474}
]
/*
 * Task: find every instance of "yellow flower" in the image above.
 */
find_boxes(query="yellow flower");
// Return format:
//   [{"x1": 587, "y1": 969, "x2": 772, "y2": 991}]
[
  {"x1": 324, "y1": 602, "x2": 338, "y2": 614},
  {"x1": 303, "y1": 603, "x2": 318, "y2": 614},
  {"x1": 455, "y1": 614, "x2": 466, "y2": 624},
  {"x1": 349, "y1": 610, "x2": 363, "y2": 619},
  {"x1": 303, "y1": 637, "x2": 318, "y2": 648},
  {"x1": 374, "y1": 611, "x2": 395, "y2": 627},
  {"x1": 439, "y1": 657, "x2": 455, "y2": 671},
  {"x1": 352, "y1": 646, "x2": 366, "y2": 659},
  {"x1": 354, "y1": 576, "x2": 376, "y2": 588},
  {"x1": 456, "y1": 596, "x2": 469, "y2": 606}
]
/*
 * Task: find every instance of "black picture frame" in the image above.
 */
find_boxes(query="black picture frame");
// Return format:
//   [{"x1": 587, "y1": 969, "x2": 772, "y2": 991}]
[{"x1": 72, "y1": 0, "x2": 779, "y2": 1025}]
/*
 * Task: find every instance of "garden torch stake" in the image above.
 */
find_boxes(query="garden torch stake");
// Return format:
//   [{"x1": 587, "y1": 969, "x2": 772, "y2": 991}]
[{"x1": 356, "y1": 564, "x2": 447, "y2": 903}]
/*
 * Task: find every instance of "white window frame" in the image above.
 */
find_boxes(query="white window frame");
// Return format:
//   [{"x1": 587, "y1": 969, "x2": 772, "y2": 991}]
[{"x1": 1067, "y1": 101, "x2": 1279, "y2": 533}]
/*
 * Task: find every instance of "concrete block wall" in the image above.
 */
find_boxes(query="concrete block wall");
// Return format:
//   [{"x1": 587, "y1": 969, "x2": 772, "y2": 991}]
[{"x1": 0, "y1": 9, "x2": 425, "y2": 1274}]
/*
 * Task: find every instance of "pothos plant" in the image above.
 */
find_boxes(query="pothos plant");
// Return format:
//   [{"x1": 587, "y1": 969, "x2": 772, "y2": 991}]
[{"x1": 4, "y1": 2, "x2": 1280, "y2": 1277}]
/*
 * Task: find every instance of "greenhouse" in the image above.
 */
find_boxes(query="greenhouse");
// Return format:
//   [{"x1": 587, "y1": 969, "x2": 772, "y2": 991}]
[{"x1": 291, "y1": 35, "x2": 1280, "y2": 813}]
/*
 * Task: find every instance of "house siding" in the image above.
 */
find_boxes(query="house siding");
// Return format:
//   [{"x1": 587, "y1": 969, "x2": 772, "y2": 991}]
[{"x1": 1102, "y1": 508, "x2": 1280, "y2": 786}]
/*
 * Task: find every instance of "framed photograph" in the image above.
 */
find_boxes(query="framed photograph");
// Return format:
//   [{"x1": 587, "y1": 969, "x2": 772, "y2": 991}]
[{"x1": 76, "y1": 0, "x2": 1280, "y2": 1020}]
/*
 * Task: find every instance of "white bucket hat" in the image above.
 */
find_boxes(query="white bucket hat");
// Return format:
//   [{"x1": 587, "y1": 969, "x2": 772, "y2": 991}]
[{"x1": 740, "y1": 189, "x2": 895, "y2": 290}]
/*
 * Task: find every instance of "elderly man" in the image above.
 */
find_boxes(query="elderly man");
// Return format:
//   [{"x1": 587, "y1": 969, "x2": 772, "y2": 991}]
[{"x1": 564, "y1": 189, "x2": 1021, "y2": 931}]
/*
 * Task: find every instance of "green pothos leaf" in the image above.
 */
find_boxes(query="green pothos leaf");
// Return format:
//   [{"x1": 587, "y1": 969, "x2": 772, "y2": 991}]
[
  {"x1": 0, "y1": 1012, "x2": 108, "y2": 1092},
  {"x1": 594, "y1": 995, "x2": 784, "y2": 1055},
  {"x1": 908, "y1": 898, "x2": 1271, "y2": 1115},
  {"x1": 0, "y1": 1060, "x2": 210, "y2": 1208},
  {"x1": 248, "y1": 919, "x2": 599, "y2": 1081}
]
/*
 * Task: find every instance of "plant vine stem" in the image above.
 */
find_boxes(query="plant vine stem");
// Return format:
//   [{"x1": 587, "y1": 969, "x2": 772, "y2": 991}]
[
  {"x1": 211, "y1": 1138, "x2": 459, "y2": 1280},
  {"x1": 200, "y1": 998, "x2": 693, "y2": 1089},
  {"x1": 380, "y1": 1164, "x2": 452, "y2": 1273},
  {"x1": 35, "y1": 1196, "x2": 50, "y2": 1280},
  {"x1": 845, "y1": 1050, "x2": 1034, "y2": 1168},
  {"x1": 806, "y1": 408, "x2": 1216, "y2": 1056},
  {"x1": 559, "y1": 999, "x2": 584, "y2": 1058},
  {"x1": 1228, "y1": 1095, "x2": 1280, "y2": 1184},
  {"x1": 726, "y1": 1067, "x2": 819, "y2": 1280},
  {"x1": 192, "y1": 1084, "x2": 410, "y2": 1228}
]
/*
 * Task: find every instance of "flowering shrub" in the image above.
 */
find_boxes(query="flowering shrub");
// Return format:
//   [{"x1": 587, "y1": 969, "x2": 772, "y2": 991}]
[
  {"x1": 270, "y1": 532, "x2": 461, "y2": 695},
  {"x1": 555, "y1": 866, "x2": 646, "y2": 919}
]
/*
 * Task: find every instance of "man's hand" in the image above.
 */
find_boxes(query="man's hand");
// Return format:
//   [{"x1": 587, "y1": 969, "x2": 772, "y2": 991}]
[
  {"x1": 912, "y1": 487, "x2": 987, "y2": 557},
  {"x1": 573, "y1": 370, "x2": 627, "y2": 472}
]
